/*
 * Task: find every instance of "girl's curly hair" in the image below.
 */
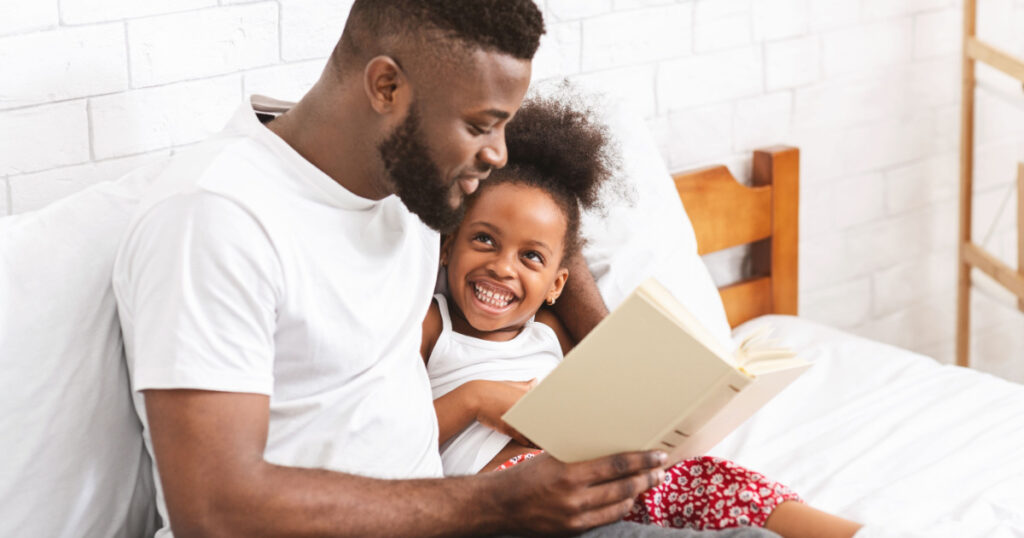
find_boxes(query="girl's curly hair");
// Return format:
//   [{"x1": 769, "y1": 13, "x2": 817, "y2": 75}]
[{"x1": 469, "y1": 90, "x2": 620, "y2": 264}]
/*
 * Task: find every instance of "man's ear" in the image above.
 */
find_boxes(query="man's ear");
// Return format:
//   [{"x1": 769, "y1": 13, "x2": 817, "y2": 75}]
[
  {"x1": 363, "y1": 55, "x2": 410, "y2": 115},
  {"x1": 547, "y1": 268, "x2": 569, "y2": 305}
]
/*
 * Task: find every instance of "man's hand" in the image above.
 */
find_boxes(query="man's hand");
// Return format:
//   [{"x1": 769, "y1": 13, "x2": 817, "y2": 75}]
[
  {"x1": 471, "y1": 379, "x2": 536, "y2": 446},
  {"x1": 495, "y1": 450, "x2": 668, "y2": 536}
]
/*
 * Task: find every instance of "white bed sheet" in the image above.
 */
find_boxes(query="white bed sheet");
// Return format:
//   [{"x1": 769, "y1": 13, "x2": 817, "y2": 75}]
[{"x1": 714, "y1": 315, "x2": 1024, "y2": 537}]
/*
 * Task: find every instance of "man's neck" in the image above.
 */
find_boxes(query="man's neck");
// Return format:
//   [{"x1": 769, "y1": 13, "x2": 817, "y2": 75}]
[{"x1": 265, "y1": 85, "x2": 389, "y2": 201}]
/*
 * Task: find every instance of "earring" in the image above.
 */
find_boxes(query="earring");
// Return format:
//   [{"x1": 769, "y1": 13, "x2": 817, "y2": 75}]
[{"x1": 547, "y1": 297, "x2": 557, "y2": 306}]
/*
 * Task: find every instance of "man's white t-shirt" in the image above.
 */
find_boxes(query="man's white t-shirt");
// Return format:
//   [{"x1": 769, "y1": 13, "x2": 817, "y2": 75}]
[{"x1": 113, "y1": 100, "x2": 444, "y2": 536}]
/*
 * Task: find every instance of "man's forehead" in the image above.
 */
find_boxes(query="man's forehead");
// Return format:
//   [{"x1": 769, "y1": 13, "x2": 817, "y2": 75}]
[{"x1": 428, "y1": 49, "x2": 531, "y2": 114}]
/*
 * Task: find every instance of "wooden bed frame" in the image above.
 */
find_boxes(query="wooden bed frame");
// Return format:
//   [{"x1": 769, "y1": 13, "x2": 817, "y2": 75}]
[{"x1": 671, "y1": 146, "x2": 800, "y2": 328}]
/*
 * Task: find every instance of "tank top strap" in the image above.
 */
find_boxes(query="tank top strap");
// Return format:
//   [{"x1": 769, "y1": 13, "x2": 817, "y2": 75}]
[{"x1": 433, "y1": 293, "x2": 454, "y2": 335}]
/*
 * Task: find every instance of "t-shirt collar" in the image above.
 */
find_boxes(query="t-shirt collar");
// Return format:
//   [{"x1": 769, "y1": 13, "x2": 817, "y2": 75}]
[{"x1": 225, "y1": 95, "x2": 380, "y2": 211}]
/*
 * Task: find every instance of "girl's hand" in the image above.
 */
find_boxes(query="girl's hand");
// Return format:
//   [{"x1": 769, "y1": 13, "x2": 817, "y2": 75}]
[{"x1": 469, "y1": 379, "x2": 537, "y2": 446}]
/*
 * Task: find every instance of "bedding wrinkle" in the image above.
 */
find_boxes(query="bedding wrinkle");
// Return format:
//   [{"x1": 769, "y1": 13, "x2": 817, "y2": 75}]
[{"x1": 718, "y1": 316, "x2": 1024, "y2": 535}]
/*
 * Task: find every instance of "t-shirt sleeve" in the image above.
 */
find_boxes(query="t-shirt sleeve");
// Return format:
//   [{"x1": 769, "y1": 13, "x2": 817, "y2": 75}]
[{"x1": 115, "y1": 193, "x2": 282, "y2": 395}]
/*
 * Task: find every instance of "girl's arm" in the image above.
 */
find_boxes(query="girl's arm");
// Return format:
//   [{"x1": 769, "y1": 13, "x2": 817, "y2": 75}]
[
  {"x1": 420, "y1": 300, "x2": 443, "y2": 364},
  {"x1": 433, "y1": 380, "x2": 535, "y2": 446}
]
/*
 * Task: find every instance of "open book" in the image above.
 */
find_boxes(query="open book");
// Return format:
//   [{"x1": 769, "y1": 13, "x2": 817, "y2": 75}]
[{"x1": 502, "y1": 278, "x2": 810, "y2": 465}]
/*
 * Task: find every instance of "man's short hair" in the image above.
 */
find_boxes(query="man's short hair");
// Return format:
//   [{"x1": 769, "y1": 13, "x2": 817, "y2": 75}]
[{"x1": 335, "y1": 0, "x2": 545, "y2": 69}]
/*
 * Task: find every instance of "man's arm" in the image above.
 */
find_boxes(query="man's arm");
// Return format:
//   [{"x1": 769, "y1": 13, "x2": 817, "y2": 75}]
[
  {"x1": 146, "y1": 389, "x2": 667, "y2": 537},
  {"x1": 552, "y1": 253, "x2": 609, "y2": 342}
]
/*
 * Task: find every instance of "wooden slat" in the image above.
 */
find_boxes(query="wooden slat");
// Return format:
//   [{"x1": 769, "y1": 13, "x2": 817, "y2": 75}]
[
  {"x1": 673, "y1": 166, "x2": 772, "y2": 256},
  {"x1": 957, "y1": 0, "x2": 978, "y2": 367},
  {"x1": 719, "y1": 277, "x2": 773, "y2": 329},
  {"x1": 1018, "y1": 163, "x2": 1024, "y2": 313},
  {"x1": 966, "y1": 37, "x2": 1024, "y2": 83},
  {"x1": 962, "y1": 241, "x2": 1024, "y2": 300},
  {"x1": 754, "y1": 147, "x2": 800, "y2": 316}
]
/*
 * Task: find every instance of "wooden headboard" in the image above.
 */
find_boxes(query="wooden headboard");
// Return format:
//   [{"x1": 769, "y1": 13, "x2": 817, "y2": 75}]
[{"x1": 672, "y1": 146, "x2": 800, "y2": 328}]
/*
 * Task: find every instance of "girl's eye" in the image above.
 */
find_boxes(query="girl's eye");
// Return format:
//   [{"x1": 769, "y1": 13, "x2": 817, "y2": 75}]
[
  {"x1": 472, "y1": 233, "x2": 494, "y2": 246},
  {"x1": 523, "y1": 251, "x2": 544, "y2": 264}
]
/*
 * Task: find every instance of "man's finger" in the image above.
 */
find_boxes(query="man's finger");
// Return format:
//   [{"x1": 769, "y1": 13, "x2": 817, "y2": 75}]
[
  {"x1": 577, "y1": 468, "x2": 664, "y2": 511},
  {"x1": 565, "y1": 497, "x2": 638, "y2": 534},
  {"x1": 576, "y1": 451, "x2": 667, "y2": 485}
]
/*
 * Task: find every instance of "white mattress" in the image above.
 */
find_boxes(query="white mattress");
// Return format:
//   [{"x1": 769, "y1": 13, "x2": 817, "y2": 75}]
[{"x1": 714, "y1": 315, "x2": 1024, "y2": 537}]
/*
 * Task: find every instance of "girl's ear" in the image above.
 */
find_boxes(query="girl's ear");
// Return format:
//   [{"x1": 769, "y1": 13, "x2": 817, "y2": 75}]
[
  {"x1": 440, "y1": 234, "x2": 454, "y2": 266},
  {"x1": 547, "y1": 268, "x2": 569, "y2": 305}
]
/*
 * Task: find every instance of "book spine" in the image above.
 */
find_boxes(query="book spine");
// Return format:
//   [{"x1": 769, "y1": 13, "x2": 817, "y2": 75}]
[{"x1": 646, "y1": 368, "x2": 752, "y2": 459}]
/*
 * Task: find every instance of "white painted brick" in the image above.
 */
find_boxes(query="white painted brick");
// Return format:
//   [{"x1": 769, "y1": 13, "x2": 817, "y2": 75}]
[
  {"x1": 800, "y1": 171, "x2": 885, "y2": 240},
  {"x1": 931, "y1": 103, "x2": 959, "y2": 154},
  {"x1": 977, "y1": 0, "x2": 1018, "y2": 54},
  {"x1": 809, "y1": 0, "x2": 860, "y2": 32},
  {"x1": 547, "y1": 0, "x2": 612, "y2": 21},
  {"x1": 765, "y1": 35, "x2": 819, "y2": 91},
  {"x1": 821, "y1": 19, "x2": 913, "y2": 78},
  {"x1": 570, "y1": 64, "x2": 657, "y2": 118},
  {"x1": 972, "y1": 184, "x2": 1019, "y2": 244},
  {"x1": 851, "y1": 292, "x2": 955, "y2": 351},
  {"x1": 280, "y1": 0, "x2": 353, "y2": 62},
  {"x1": 862, "y1": 0, "x2": 914, "y2": 21},
  {"x1": 7, "y1": 150, "x2": 169, "y2": 214},
  {"x1": 791, "y1": 114, "x2": 932, "y2": 183},
  {"x1": 657, "y1": 46, "x2": 763, "y2": 112},
  {"x1": 244, "y1": 60, "x2": 323, "y2": 103},
  {"x1": 975, "y1": 90, "x2": 1024, "y2": 145},
  {"x1": 91, "y1": 77, "x2": 240, "y2": 160},
  {"x1": 909, "y1": 57, "x2": 959, "y2": 108},
  {"x1": 973, "y1": 140, "x2": 1024, "y2": 190},
  {"x1": 581, "y1": 5, "x2": 692, "y2": 71},
  {"x1": 885, "y1": 152, "x2": 959, "y2": 214},
  {"x1": 532, "y1": 21, "x2": 582, "y2": 82},
  {"x1": 733, "y1": 91, "x2": 791, "y2": 151},
  {"x1": 649, "y1": 103, "x2": 735, "y2": 171},
  {"x1": 59, "y1": 0, "x2": 216, "y2": 25},
  {"x1": 128, "y1": 4, "x2": 278, "y2": 87},
  {"x1": 801, "y1": 276, "x2": 873, "y2": 329},
  {"x1": 872, "y1": 249, "x2": 956, "y2": 316},
  {"x1": 913, "y1": 8, "x2": 961, "y2": 59},
  {"x1": 0, "y1": 24, "x2": 128, "y2": 110},
  {"x1": 612, "y1": 0, "x2": 675, "y2": 9},
  {"x1": 752, "y1": 0, "x2": 810, "y2": 41},
  {"x1": 793, "y1": 70, "x2": 908, "y2": 130},
  {"x1": 972, "y1": 319, "x2": 1024, "y2": 383},
  {"x1": 913, "y1": 0, "x2": 954, "y2": 12},
  {"x1": 693, "y1": 0, "x2": 752, "y2": 53},
  {"x1": 918, "y1": 339, "x2": 954, "y2": 365},
  {"x1": 0, "y1": 101, "x2": 90, "y2": 176},
  {"x1": 0, "y1": 0, "x2": 57, "y2": 36},
  {"x1": 835, "y1": 172, "x2": 887, "y2": 228}
]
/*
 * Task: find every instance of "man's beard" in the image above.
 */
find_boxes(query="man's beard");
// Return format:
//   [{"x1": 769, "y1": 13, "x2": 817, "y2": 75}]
[{"x1": 378, "y1": 107, "x2": 465, "y2": 233}]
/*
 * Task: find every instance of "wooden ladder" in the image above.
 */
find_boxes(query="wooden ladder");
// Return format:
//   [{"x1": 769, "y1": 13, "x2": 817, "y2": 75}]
[{"x1": 957, "y1": 0, "x2": 1024, "y2": 366}]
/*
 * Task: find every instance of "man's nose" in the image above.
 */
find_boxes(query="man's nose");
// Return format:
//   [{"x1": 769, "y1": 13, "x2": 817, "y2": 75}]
[{"x1": 478, "y1": 131, "x2": 508, "y2": 170}]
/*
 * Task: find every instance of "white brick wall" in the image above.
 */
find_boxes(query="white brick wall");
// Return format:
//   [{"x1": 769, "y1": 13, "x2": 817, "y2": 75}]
[{"x1": 2, "y1": 0, "x2": 1023, "y2": 380}]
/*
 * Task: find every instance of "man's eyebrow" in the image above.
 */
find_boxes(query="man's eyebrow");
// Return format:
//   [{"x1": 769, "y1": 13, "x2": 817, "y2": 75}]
[{"x1": 481, "y1": 109, "x2": 511, "y2": 120}]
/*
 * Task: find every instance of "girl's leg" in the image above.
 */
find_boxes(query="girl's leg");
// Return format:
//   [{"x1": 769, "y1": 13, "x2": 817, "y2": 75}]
[
  {"x1": 626, "y1": 456, "x2": 801, "y2": 530},
  {"x1": 763, "y1": 501, "x2": 862, "y2": 538}
]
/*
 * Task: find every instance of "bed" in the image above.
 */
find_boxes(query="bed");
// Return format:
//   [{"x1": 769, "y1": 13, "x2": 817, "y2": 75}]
[
  {"x1": 2, "y1": 95, "x2": 1023, "y2": 537},
  {"x1": 675, "y1": 148, "x2": 1024, "y2": 537}
]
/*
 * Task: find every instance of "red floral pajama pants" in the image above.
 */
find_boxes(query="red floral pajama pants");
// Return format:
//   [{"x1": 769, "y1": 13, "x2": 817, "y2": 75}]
[{"x1": 495, "y1": 451, "x2": 801, "y2": 530}]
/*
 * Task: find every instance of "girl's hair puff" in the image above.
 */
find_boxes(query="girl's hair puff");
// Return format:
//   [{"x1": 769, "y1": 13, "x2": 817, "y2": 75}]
[{"x1": 470, "y1": 88, "x2": 619, "y2": 264}]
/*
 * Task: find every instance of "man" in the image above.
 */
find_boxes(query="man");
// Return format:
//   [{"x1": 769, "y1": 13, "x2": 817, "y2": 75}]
[{"x1": 113, "y1": 1, "x2": 777, "y2": 536}]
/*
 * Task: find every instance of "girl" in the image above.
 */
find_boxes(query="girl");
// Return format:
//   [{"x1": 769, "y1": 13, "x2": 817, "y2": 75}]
[{"x1": 421, "y1": 94, "x2": 861, "y2": 537}]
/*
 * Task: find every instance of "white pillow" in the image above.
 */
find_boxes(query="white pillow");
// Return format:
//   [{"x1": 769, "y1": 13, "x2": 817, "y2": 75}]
[
  {"x1": 578, "y1": 96, "x2": 734, "y2": 350},
  {"x1": 0, "y1": 166, "x2": 162, "y2": 537}
]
